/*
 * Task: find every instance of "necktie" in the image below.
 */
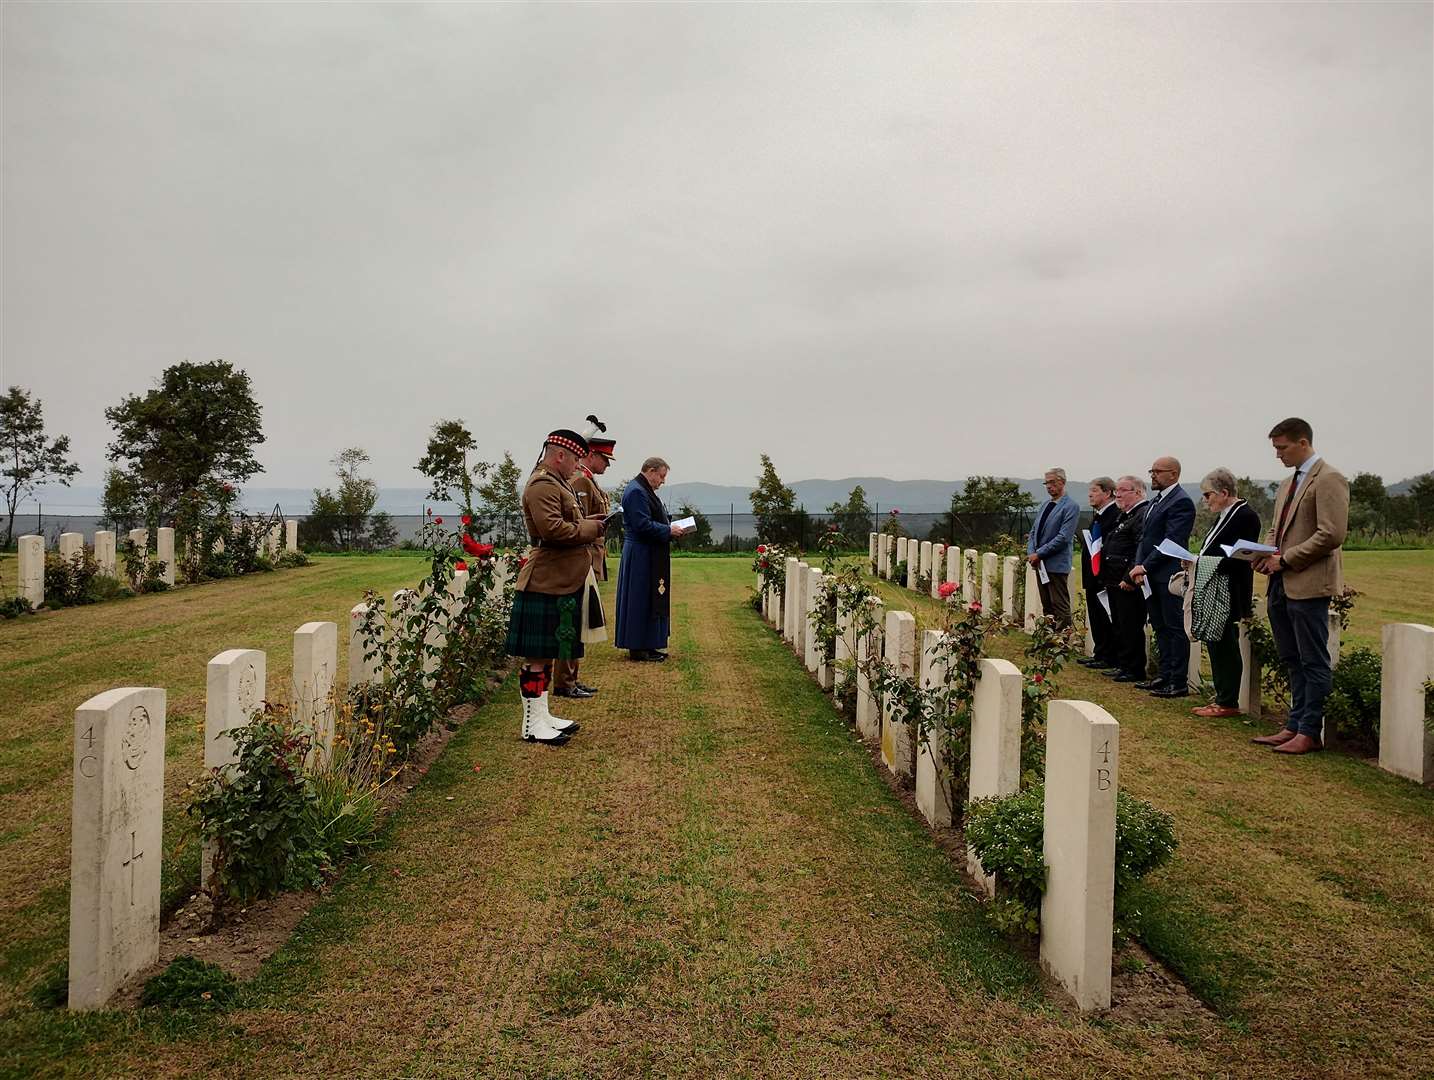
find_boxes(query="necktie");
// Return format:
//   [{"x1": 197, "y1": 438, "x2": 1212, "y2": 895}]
[{"x1": 1274, "y1": 468, "x2": 1300, "y2": 544}]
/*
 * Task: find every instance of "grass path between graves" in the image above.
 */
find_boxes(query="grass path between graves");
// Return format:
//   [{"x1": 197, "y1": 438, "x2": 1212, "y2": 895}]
[
  {"x1": 863, "y1": 558, "x2": 1433, "y2": 1078},
  {"x1": 0, "y1": 555, "x2": 429, "y2": 1015},
  {"x1": 3, "y1": 556, "x2": 1431, "y2": 1077}
]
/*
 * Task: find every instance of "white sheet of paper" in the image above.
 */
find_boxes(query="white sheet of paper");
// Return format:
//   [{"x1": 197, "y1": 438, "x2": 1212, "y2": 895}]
[
  {"x1": 1037, "y1": 560, "x2": 1050, "y2": 585},
  {"x1": 1097, "y1": 589, "x2": 1112, "y2": 619},
  {"x1": 1081, "y1": 529, "x2": 1095, "y2": 551},
  {"x1": 1140, "y1": 578, "x2": 1153, "y2": 599},
  {"x1": 671, "y1": 516, "x2": 697, "y2": 530},
  {"x1": 1156, "y1": 538, "x2": 1199, "y2": 562},
  {"x1": 1221, "y1": 539, "x2": 1279, "y2": 559}
]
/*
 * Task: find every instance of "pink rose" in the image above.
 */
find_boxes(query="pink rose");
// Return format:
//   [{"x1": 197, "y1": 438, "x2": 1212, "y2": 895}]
[{"x1": 938, "y1": 581, "x2": 958, "y2": 599}]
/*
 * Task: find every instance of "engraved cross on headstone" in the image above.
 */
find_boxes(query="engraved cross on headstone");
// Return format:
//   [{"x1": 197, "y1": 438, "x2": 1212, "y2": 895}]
[{"x1": 122, "y1": 830, "x2": 143, "y2": 905}]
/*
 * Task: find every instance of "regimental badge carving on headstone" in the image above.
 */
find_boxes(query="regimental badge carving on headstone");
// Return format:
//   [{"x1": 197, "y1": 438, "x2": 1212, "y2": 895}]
[
  {"x1": 237, "y1": 663, "x2": 259, "y2": 715},
  {"x1": 121, "y1": 706, "x2": 150, "y2": 771}
]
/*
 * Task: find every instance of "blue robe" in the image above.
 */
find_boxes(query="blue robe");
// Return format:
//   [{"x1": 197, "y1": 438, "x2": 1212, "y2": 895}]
[{"x1": 613, "y1": 477, "x2": 672, "y2": 650}]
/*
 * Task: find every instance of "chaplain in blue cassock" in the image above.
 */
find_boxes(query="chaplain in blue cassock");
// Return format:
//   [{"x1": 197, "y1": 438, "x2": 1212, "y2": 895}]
[{"x1": 614, "y1": 456, "x2": 688, "y2": 661}]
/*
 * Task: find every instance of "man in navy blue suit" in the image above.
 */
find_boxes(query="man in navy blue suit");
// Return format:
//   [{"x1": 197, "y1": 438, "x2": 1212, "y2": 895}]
[
  {"x1": 1025, "y1": 467, "x2": 1080, "y2": 628},
  {"x1": 1130, "y1": 456, "x2": 1196, "y2": 697}
]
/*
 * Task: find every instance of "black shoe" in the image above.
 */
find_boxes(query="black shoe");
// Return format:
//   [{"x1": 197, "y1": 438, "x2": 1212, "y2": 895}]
[
  {"x1": 630, "y1": 650, "x2": 665, "y2": 662},
  {"x1": 1076, "y1": 657, "x2": 1104, "y2": 667},
  {"x1": 552, "y1": 686, "x2": 594, "y2": 699},
  {"x1": 1134, "y1": 679, "x2": 1164, "y2": 691},
  {"x1": 1152, "y1": 687, "x2": 1190, "y2": 698},
  {"x1": 1112, "y1": 673, "x2": 1142, "y2": 682},
  {"x1": 575, "y1": 682, "x2": 599, "y2": 695}
]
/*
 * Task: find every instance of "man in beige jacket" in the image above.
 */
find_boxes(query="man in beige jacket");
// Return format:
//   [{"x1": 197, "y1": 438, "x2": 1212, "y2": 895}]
[{"x1": 1251, "y1": 417, "x2": 1349, "y2": 755}]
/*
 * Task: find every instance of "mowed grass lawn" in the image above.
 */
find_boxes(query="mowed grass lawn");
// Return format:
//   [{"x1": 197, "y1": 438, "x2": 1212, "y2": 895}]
[
  {"x1": 0, "y1": 554, "x2": 431, "y2": 1016},
  {"x1": 1, "y1": 553, "x2": 1431, "y2": 1077}
]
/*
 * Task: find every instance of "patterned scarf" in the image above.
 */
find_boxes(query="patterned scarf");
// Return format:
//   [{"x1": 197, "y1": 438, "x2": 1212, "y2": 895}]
[{"x1": 1189, "y1": 556, "x2": 1232, "y2": 642}]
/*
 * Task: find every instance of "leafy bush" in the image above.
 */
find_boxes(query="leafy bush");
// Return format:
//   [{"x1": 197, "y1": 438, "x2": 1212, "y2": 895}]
[
  {"x1": 140, "y1": 955, "x2": 239, "y2": 1009},
  {"x1": 1325, "y1": 646, "x2": 1382, "y2": 747},
  {"x1": 43, "y1": 550, "x2": 102, "y2": 607},
  {"x1": 0, "y1": 596, "x2": 34, "y2": 619},
  {"x1": 189, "y1": 709, "x2": 315, "y2": 906},
  {"x1": 274, "y1": 549, "x2": 311, "y2": 569},
  {"x1": 299, "y1": 701, "x2": 394, "y2": 875},
  {"x1": 966, "y1": 785, "x2": 1178, "y2": 938}
]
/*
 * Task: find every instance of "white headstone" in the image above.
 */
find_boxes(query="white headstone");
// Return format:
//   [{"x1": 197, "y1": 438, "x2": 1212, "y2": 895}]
[
  {"x1": 966, "y1": 658, "x2": 1023, "y2": 894},
  {"x1": 58, "y1": 532, "x2": 83, "y2": 560},
  {"x1": 1040, "y1": 700, "x2": 1118, "y2": 1012},
  {"x1": 869, "y1": 533, "x2": 878, "y2": 566},
  {"x1": 127, "y1": 529, "x2": 148, "y2": 577},
  {"x1": 793, "y1": 562, "x2": 810, "y2": 657},
  {"x1": 285, "y1": 519, "x2": 298, "y2": 552},
  {"x1": 203, "y1": 649, "x2": 265, "y2": 888},
  {"x1": 1002, "y1": 556, "x2": 1018, "y2": 620},
  {"x1": 906, "y1": 548, "x2": 919, "y2": 591},
  {"x1": 295, "y1": 621, "x2": 339, "y2": 763},
  {"x1": 1327, "y1": 613, "x2": 1342, "y2": 668},
  {"x1": 68, "y1": 686, "x2": 165, "y2": 1009},
  {"x1": 348, "y1": 602, "x2": 383, "y2": 688},
  {"x1": 94, "y1": 531, "x2": 117, "y2": 578},
  {"x1": 1186, "y1": 641, "x2": 1203, "y2": 694},
  {"x1": 267, "y1": 523, "x2": 282, "y2": 559},
  {"x1": 915, "y1": 630, "x2": 954, "y2": 827},
  {"x1": 791, "y1": 556, "x2": 803, "y2": 639},
  {"x1": 946, "y1": 546, "x2": 961, "y2": 594},
  {"x1": 804, "y1": 567, "x2": 823, "y2": 674},
  {"x1": 1378, "y1": 623, "x2": 1434, "y2": 785},
  {"x1": 17, "y1": 534, "x2": 44, "y2": 606},
  {"x1": 1024, "y1": 562, "x2": 1042, "y2": 632},
  {"x1": 919, "y1": 541, "x2": 933, "y2": 585},
  {"x1": 856, "y1": 599, "x2": 885, "y2": 741},
  {"x1": 961, "y1": 549, "x2": 976, "y2": 603},
  {"x1": 881, "y1": 609, "x2": 917, "y2": 778},
  {"x1": 981, "y1": 552, "x2": 997, "y2": 612},
  {"x1": 878, "y1": 533, "x2": 890, "y2": 578},
  {"x1": 1237, "y1": 609, "x2": 1262, "y2": 718},
  {"x1": 930, "y1": 544, "x2": 945, "y2": 599},
  {"x1": 155, "y1": 527, "x2": 176, "y2": 586},
  {"x1": 835, "y1": 599, "x2": 855, "y2": 696}
]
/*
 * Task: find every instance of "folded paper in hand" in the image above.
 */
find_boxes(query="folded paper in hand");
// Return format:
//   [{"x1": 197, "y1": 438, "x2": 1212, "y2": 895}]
[
  {"x1": 1221, "y1": 539, "x2": 1279, "y2": 561},
  {"x1": 671, "y1": 516, "x2": 697, "y2": 531},
  {"x1": 1037, "y1": 560, "x2": 1050, "y2": 585},
  {"x1": 1156, "y1": 538, "x2": 1199, "y2": 562}
]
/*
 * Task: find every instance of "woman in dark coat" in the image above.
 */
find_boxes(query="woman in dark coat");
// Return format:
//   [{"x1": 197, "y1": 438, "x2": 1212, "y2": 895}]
[
  {"x1": 614, "y1": 457, "x2": 688, "y2": 661},
  {"x1": 1190, "y1": 467, "x2": 1263, "y2": 717}
]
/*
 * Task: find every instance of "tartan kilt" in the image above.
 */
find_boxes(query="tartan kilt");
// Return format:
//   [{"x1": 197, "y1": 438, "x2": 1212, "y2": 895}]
[{"x1": 505, "y1": 586, "x2": 587, "y2": 660}]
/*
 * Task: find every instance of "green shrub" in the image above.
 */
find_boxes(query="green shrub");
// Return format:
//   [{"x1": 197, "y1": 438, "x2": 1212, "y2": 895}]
[
  {"x1": 965, "y1": 785, "x2": 1178, "y2": 937},
  {"x1": 188, "y1": 710, "x2": 317, "y2": 906},
  {"x1": 274, "y1": 549, "x2": 311, "y2": 569},
  {"x1": 0, "y1": 596, "x2": 34, "y2": 619},
  {"x1": 1325, "y1": 646, "x2": 1382, "y2": 746},
  {"x1": 43, "y1": 550, "x2": 102, "y2": 607},
  {"x1": 140, "y1": 955, "x2": 239, "y2": 1009}
]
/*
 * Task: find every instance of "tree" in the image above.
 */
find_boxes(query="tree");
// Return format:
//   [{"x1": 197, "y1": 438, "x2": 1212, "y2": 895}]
[
  {"x1": 949, "y1": 476, "x2": 1034, "y2": 548},
  {"x1": 478, "y1": 452, "x2": 524, "y2": 546},
  {"x1": 750, "y1": 453, "x2": 797, "y2": 544},
  {"x1": 1, "y1": 387, "x2": 81, "y2": 548},
  {"x1": 826, "y1": 484, "x2": 875, "y2": 548},
  {"x1": 415, "y1": 419, "x2": 490, "y2": 508},
  {"x1": 306, "y1": 448, "x2": 378, "y2": 550},
  {"x1": 1407, "y1": 472, "x2": 1434, "y2": 530},
  {"x1": 1235, "y1": 476, "x2": 1274, "y2": 526},
  {"x1": 674, "y1": 502, "x2": 713, "y2": 550},
  {"x1": 367, "y1": 510, "x2": 399, "y2": 550},
  {"x1": 1348, "y1": 472, "x2": 1388, "y2": 533},
  {"x1": 103, "y1": 361, "x2": 264, "y2": 524}
]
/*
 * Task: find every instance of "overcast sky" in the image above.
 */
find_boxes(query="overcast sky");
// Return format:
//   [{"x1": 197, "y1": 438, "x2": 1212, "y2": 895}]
[{"x1": 3, "y1": 3, "x2": 1431, "y2": 492}]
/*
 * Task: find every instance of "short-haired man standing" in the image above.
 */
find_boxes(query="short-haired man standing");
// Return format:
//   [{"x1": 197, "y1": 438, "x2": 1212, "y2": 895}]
[
  {"x1": 1130, "y1": 456, "x2": 1196, "y2": 697},
  {"x1": 1100, "y1": 476, "x2": 1151, "y2": 683},
  {"x1": 1252, "y1": 418, "x2": 1349, "y2": 755},
  {"x1": 1026, "y1": 468, "x2": 1079, "y2": 628},
  {"x1": 1077, "y1": 476, "x2": 1122, "y2": 669}
]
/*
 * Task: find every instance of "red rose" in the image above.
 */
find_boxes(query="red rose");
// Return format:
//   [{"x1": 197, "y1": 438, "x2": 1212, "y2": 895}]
[
  {"x1": 969, "y1": 601, "x2": 982, "y2": 613},
  {"x1": 461, "y1": 514, "x2": 472, "y2": 526},
  {"x1": 1033, "y1": 673, "x2": 1044, "y2": 684},
  {"x1": 454, "y1": 560, "x2": 468, "y2": 572},
  {"x1": 760, "y1": 559, "x2": 769, "y2": 568},
  {"x1": 426, "y1": 508, "x2": 432, "y2": 516},
  {"x1": 460, "y1": 535, "x2": 494, "y2": 558},
  {"x1": 518, "y1": 556, "x2": 529, "y2": 569},
  {"x1": 434, "y1": 517, "x2": 443, "y2": 525},
  {"x1": 757, "y1": 545, "x2": 767, "y2": 554}
]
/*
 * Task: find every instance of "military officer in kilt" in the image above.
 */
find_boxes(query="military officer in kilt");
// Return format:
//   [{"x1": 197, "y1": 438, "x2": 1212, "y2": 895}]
[
  {"x1": 552, "y1": 433, "x2": 615, "y2": 699},
  {"x1": 505, "y1": 429, "x2": 606, "y2": 744}
]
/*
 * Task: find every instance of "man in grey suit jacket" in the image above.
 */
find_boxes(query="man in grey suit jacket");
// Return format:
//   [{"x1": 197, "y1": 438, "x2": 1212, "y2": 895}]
[
  {"x1": 1131, "y1": 456, "x2": 1196, "y2": 697},
  {"x1": 1026, "y1": 467, "x2": 1080, "y2": 628}
]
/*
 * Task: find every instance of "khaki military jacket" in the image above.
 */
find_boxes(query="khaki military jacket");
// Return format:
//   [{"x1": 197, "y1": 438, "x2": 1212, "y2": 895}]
[
  {"x1": 569, "y1": 467, "x2": 611, "y2": 580},
  {"x1": 1265, "y1": 458, "x2": 1348, "y2": 600},
  {"x1": 515, "y1": 467, "x2": 604, "y2": 595}
]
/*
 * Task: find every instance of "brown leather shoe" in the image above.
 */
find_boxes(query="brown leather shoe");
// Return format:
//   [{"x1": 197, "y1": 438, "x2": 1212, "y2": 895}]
[
  {"x1": 1272, "y1": 733, "x2": 1323, "y2": 755},
  {"x1": 1252, "y1": 729, "x2": 1297, "y2": 746},
  {"x1": 1196, "y1": 706, "x2": 1242, "y2": 719}
]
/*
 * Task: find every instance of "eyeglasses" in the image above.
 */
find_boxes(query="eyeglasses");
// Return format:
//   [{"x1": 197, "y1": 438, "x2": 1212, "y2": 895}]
[{"x1": 1200, "y1": 491, "x2": 1215, "y2": 499}]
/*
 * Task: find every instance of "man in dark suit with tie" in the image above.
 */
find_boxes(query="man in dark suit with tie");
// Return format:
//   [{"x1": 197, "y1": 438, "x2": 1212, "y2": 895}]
[
  {"x1": 1077, "y1": 476, "x2": 1122, "y2": 670},
  {"x1": 1130, "y1": 456, "x2": 1196, "y2": 697}
]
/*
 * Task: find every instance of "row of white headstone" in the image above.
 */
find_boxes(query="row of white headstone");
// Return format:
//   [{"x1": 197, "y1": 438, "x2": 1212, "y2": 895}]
[
  {"x1": 757, "y1": 553, "x2": 1123, "y2": 1012},
  {"x1": 13, "y1": 521, "x2": 301, "y2": 607},
  {"x1": 65, "y1": 563, "x2": 513, "y2": 1011},
  {"x1": 865, "y1": 534, "x2": 1433, "y2": 783}
]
